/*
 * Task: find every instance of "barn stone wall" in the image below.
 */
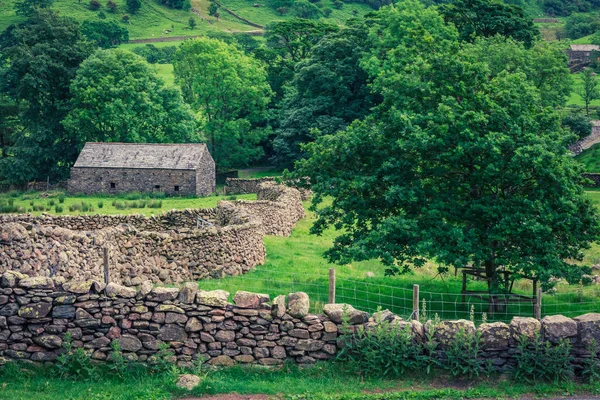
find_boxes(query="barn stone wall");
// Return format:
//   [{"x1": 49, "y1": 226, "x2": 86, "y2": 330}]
[
  {"x1": 0, "y1": 183, "x2": 303, "y2": 286},
  {"x1": 1, "y1": 274, "x2": 599, "y2": 372},
  {"x1": 68, "y1": 167, "x2": 202, "y2": 196}
]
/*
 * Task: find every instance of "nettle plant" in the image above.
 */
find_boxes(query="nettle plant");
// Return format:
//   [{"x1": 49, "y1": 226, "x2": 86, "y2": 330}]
[
  {"x1": 443, "y1": 328, "x2": 491, "y2": 379},
  {"x1": 514, "y1": 333, "x2": 574, "y2": 382}
]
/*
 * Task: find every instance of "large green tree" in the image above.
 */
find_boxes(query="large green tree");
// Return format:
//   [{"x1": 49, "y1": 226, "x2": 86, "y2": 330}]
[
  {"x1": 272, "y1": 24, "x2": 379, "y2": 167},
  {"x1": 81, "y1": 20, "x2": 129, "y2": 48},
  {"x1": 173, "y1": 38, "x2": 272, "y2": 170},
  {"x1": 256, "y1": 19, "x2": 339, "y2": 99},
  {"x1": 63, "y1": 49, "x2": 197, "y2": 145},
  {"x1": 293, "y1": 2, "x2": 600, "y2": 296},
  {"x1": 0, "y1": 10, "x2": 95, "y2": 183},
  {"x1": 439, "y1": 0, "x2": 539, "y2": 48}
]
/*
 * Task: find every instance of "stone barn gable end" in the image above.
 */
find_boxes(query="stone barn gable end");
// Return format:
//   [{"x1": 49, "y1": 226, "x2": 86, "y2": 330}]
[{"x1": 67, "y1": 142, "x2": 215, "y2": 196}]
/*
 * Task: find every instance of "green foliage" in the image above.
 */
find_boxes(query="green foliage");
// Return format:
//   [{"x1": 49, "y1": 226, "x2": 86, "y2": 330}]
[
  {"x1": 514, "y1": 334, "x2": 574, "y2": 382},
  {"x1": 259, "y1": 18, "x2": 339, "y2": 98},
  {"x1": 543, "y1": 0, "x2": 599, "y2": 16},
  {"x1": 292, "y1": 1, "x2": 600, "y2": 290},
  {"x1": 439, "y1": 0, "x2": 539, "y2": 48},
  {"x1": 55, "y1": 332, "x2": 97, "y2": 381},
  {"x1": 159, "y1": 0, "x2": 190, "y2": 10},
  {"x1": 131, "y1": 44, "x2": 177, "y2": 64},
  {"x1": 13, "y1": 0, "x2": 53, "y2": 16},
  {"x1": 444, "y1": 329, "x2": 488, "y2": 378},
  {"x1": 188, "y1": 16, "x2": 196, "y2": 29},
  {"x1": 292, "y1": 0, "x2": 322, "y2": 18},
  {"x1": 272, "y1": 22, "x2": 377, "y2": 167},
  {"x1": 565, "y1": 12, "x2": 600, "y2": 39},
  {"x1": 0, "y1": 10, "x2": 95, "y2": 184},
  {"x1": 563, "y1": 113, "x2": 593, "y2": 142},
  {"x1": 208, "y1": 2, "x2": 218, "y2": 16},
  {"x1": 578, "y1": 68, "x2": 600, "y2": 116},
  {"x1": 125, "y1": 0, "x2": 141, "y2": 14},
  {"x1": 173, "y1": 37, "x2": 272, "y2": 170},
  {"x1": 97, "y1": 200, "x2": 104, "y2": 208},
  {"x1": 583, "y1": 339, "x2": 600, "y2": 383},
  {"x1": 55, "y1": 204, "x2": 64, "y2": 213},
  {"x1": 89, "y1": 0, "x2": 101, "y2": 10},
  {"x1": 63, "y1": 48, "x2": 197, "y2": 144},
  {"x1": 81, "y1": 19, "x2": 129, "y2": 48}
]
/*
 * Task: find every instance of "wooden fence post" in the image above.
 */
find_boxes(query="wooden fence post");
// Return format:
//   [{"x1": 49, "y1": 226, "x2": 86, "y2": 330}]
[
  {"x1": 328, "y1": 268, "x2": 336, "y2": 304},
  {"x1": 534, "y1": 283, "x2": 542, "y2": 320},
  {"x1": 103, "y1": 247, "x2": 110, "y2": 285},
  {"x1": 413, "y1": 284, "x2": 420, "y2": 321}
]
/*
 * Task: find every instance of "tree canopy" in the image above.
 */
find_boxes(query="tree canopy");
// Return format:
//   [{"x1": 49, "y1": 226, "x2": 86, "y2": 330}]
[
  {"x1": 173, "y1": 38, "x2": 273, "y2": 170},
  {"x1": 63, "y1": 49, "x2": 197, "y2": 145},
  {"x1": 0, "y1": 10, "x2": 95, "y2": 183},
  {"x1": 292, "y1": 1, "x2": 600, "y2": 290},
  {"x1": 81, "y1": 20, "x2": 129, "y2": 48},
  {"x1": 439, "y1": 0, "x2": 539, "y2": 48}
]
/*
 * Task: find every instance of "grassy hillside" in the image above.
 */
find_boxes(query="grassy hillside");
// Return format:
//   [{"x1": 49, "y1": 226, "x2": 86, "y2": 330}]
[
  {"x1": 0, "y1": 0, "x2": 372, "y2": 40},
  {"x1": 576, "y1": 142, "x2": 600, "y2": 172}
]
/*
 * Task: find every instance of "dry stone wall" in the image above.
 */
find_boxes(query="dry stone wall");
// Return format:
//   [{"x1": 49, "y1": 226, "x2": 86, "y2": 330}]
[
  {"x1": 1, "y1": 274, "x2": 599, "y2": 372},
  {"x1": 0, "y1": 184, "x2": 304, "y2": 286},
  {"x1": 225, "y1": 178, "x2": 312, "y2": 201}
]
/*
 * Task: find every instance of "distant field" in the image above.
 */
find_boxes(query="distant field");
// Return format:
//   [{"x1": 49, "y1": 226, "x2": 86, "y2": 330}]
[
  {"x1": 0, "y1": 190, "x2": 256, "y2": 216},
  {"x1": 153, "y1": 63, "x2": 175, "y2": 85}
]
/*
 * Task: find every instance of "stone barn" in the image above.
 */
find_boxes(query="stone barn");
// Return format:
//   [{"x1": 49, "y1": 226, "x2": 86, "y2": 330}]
[{"x1": 67, "y1": 142, "x2": 215, "y2": 196}]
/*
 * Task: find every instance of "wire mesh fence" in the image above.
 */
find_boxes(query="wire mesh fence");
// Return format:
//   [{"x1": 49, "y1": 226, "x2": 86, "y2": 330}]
[{"x1": 198, "y1": 268, "x2": 600, "y2": 323}]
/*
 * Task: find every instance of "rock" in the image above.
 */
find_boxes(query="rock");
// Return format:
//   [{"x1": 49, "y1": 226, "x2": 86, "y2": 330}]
[
  {"x1": 295, "y1": 339, "x2": 324, "y2": 352},
  {"x1": 574, "y1": 313, "x2": 600, "y2": 345},
  {"x1": 272, "y1": 295, "x2": 286, "y2": 318},
  {"x1": 158, "y1": 324, "x2": 188, "y2": 341},
  {"x1": 52, "y1": 305, "x2": 76, "y2": 319},
  {"x1": 155, "y1": 304, "x2": 184, "y2": 314},
  {"x1": 138, "y1": 281, "x2": 153, "y2": 298},
  {"x1": 19, "y1": 277, "x2": 54, "y2": 290},
  {"x1": 542, "y1": 315, "x2": 577, "y2": 342},
  {"x1": 196, "y1": 290, "x2": 229, "y2": 307},
  {"x1": 323, "y1": 303, "x2": 368, "y2": 325},
  {"x1": 479, "y1": 322, "x2": 510, "y2": 350},
  {"x1": 0, "y1": 273, "x2": 16, "y2": 288},
  {"x1": 149, "y1": 287, "x2": 180, "y2": 302},
  {"x1": 434, "y1": 319, "x2": 476, "y2": 346},
  {"x1": 176, "y1": 374, "x2": 201, "y2": 390},
  {"x1": 0, "y1": 303, "x2": 19, "y2": 317},
  {"x1": 33, "y1": 335, "x2": 63, "y2": 349},
  {"x1": 208, "y1": 355, "x2": 235, "y2": 366},
  {"x1": 510, "y1": 317, "x2": 541, "y2": 340},
  {"x1": 63, "y1": 280, "x2": 99, "y2": 294},
  {"x1": 233, "y1": 291, "x2": 270, "y2": 309},
  {"x1": 372, "y1": 309, "x2": 395, "y2": 323},
  {"x1": 105, "y1": 283, "x2": 137, "y2": 298},
  {"x1": 18, "y1": 302, "x2": 52, "y2": 319},
  {"x1": 287, "y1": 292, "x2": 309, "y2": 318},
  {"x1": 185, "y1": 317, "x2": 203, "y2": 332},
  {"x1": 178, "y1": 282, "x2": 198, "y2": 304},
  {"x1": 215, "y1": 330, "x2": 235, "y2": 342},
  {"x1": 118, "y1": 334, "x2": 143, "y2": 352}
]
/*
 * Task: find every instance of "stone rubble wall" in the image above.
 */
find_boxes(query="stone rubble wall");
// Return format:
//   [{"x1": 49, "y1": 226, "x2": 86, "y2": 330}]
[
  {"x1": 0, "y1": 184, "x2": 304, "y2": 286},
  {"x1": 225, "y1": 178, "x2": 312, "y2": 201},
  {"x1": 569, "y1": 120, "x2": 600, "y2": 156},
  {"x1": 1, "y1": 274, "x2": 599, "y2": 372}
]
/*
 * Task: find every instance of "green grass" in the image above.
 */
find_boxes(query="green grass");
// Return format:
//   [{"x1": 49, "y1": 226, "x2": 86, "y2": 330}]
[
  {"x1": 0, "y1": 190, "x2": 255, "y2": 216},
  {"x1": 3, "y1": 360, "x2": 600, "y2": 399},
  {"x1": 195, "y1": 194, "x2": 600, "y2": 323},
  {"x1": 576, "y1": 142, "x2": 600, "y2": 172},
  {"x1": 153, "y1": 62, "x2": 175, "y2": 85},
  {"x1": 238, "y1": 166, "x2": 284, "y2": 178}
]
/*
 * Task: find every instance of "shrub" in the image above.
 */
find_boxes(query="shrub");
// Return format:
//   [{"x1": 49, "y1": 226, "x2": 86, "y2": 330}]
[
  {"x1": 332, "y1": 0, "x2": 342, "y2": 8},
  {"x1": 322, "y1": 7, "x2": 332, "y2": 16},
  {"x1": 55, "y1": 205, "x2": 64, "y2": 213},
  {"x1": 98, "y1": 10, "x2": 106, "y2": 18},
  {"x1": 444, "y1": 328, "x2": 489, "y2": 378},
  {"x1": 58, "y1": 195, "x2": 65, "y2": 204},
  {"x1": 337, "y1": 318, "x2": 423, "y2": 377},
  {"x1": 147, "y1": 200, "x2": 163, "y2": 209},
  {"x1": 69, "y1": 203, "x2": 82, "y2": 212},
  {"x1": 514, "y1": 334, "x2": 574, "y2": 382},
  {"x1": 583, "y1": 339, "x2": 600, "y2": 383},
  {"x1": 55, "y1": 332, "x2": 96, "y2": 380},
  {"x1": 122, "y1": 14, "x2": 130, "y2": 23},
  {"x1": 89, "y1": 0, "x2": 101, "y2": 10},
  {"x1": 126, "y1": 0, "x2": 141, "y2": 13},
  {"x1": 276, "y1": 6, "x2": 289, "y2": 14},
  {"x1": 106, "y1": 0, "x2": 117, "y2": 12},
  {"x1": 48, "y1": 199, "x2": 55, "y2": 207},
  {"x1": 97, "y1": 201, "x2": 104, "y2": 209}
]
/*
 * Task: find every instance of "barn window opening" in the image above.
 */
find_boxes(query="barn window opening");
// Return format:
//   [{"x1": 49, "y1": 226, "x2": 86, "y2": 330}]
[
  {"x1": 154, "y1": 185, "x2": 161, "y2": 190},
  {"x1": 110, "y1": 182, "x2": 116, "y2": 189},
  {"x1": 174, "y1": 185, "x2": 180, "y2": 192}
]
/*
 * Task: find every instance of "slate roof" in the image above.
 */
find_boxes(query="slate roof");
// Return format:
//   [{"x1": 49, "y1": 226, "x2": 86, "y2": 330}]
[
  {"x1": 73, "y1": 143, "x2": 208, "y2": 170},
  {"x1": 570, "y1": 44, "x2": 600, "y2": 52}
]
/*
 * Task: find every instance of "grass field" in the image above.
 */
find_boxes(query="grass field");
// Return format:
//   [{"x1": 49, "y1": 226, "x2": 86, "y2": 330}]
[
  {"x1": 3, "y1": 361, "x2": 600, "y2": 399},
  {"x1": 576, "y1": 142, "x2": 600, "y2": 172},
  {"x1": 0, "y1": 190, "x2": 255, "y2": 216}
]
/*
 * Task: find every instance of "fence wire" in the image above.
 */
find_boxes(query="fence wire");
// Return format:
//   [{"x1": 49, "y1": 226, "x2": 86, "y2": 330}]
[{"x1": 198, "y1": 269, "x2": 600, "y2": 323}]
